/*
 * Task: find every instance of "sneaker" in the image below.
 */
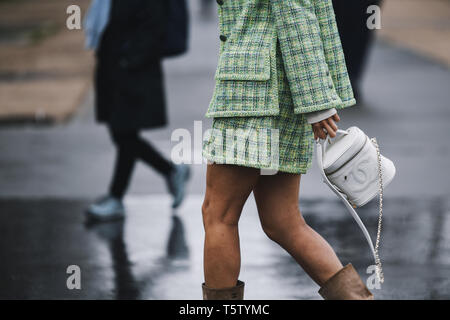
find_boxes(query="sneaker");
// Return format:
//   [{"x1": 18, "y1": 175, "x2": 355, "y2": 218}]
[
  {"x1": 167, "y1": 164, "x2": 191, "y2": 208},
  {"x1": 86, "y1": 195, "x2": 125, "y2": 222}
]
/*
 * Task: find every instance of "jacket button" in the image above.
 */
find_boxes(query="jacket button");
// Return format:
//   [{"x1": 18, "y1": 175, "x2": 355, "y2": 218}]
[
  {"x1": 220, "y1": 35, "x2": 227, "y2": 42},
  {"x1": 216, "y1": 0, "x2": 224, "y2": 5}
]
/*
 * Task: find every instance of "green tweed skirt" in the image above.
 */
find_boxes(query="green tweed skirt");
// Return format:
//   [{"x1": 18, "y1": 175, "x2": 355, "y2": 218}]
[{"x1": 202, "y1": 45, "x2": 314, "y2": 174}]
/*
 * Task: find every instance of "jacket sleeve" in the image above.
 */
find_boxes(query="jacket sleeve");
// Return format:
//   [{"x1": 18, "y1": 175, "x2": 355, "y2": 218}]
[
  {"x1": 270, "y1": 0, "x2": 356, "y2": 113},
  {"x1": 119, "y1": 1, "x2": 168, "y2": 69},
  {"x1": 305, "y1": 108, "x2": 337, "y2": 124},
  {"x1": 312, "y1": 0, "x2": 356, "y2": 108}
]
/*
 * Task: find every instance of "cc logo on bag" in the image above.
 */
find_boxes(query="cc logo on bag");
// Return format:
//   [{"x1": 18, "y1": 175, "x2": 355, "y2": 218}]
[{"x1": 346, "y1": 157, "x2": 377, "y2": 193}]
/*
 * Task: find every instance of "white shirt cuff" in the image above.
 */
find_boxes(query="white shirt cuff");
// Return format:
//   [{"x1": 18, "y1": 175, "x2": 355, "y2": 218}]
[{"x1": 305, "y1": 108, "x2": 337, "y2": 124}]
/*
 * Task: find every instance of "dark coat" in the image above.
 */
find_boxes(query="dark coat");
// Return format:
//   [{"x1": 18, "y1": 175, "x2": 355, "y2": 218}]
[
  {"x1": 332, "y1": 0, "x2": 382, "y2": 98},
  {"x1": 95, "y1": 0, "x2": 169, "y2": 131}
]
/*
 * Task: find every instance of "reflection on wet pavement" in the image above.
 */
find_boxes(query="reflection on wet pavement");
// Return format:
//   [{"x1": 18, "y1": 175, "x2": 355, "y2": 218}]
[
  {"x1": 86, "y1": 221, "x2": 140, "y2": 300},
  {"x1": 0, "y1": 195, "x2": 449, "y2": 299},
  {"x1": 84, "y1": 209, "x2": 191, "y2": 300}
]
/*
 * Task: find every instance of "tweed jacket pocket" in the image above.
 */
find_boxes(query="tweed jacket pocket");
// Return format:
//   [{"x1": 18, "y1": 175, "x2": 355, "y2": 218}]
[
  {"x1": 206, "y1": 46, "x2": 279, "y2": 118},
  {"x1": 215, "y1": 50, "x2": 270, "y2": 81}
]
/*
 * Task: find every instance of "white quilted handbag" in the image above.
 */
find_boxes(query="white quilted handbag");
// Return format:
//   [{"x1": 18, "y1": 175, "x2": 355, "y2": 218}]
[{"x1": 316, "y1": 127, "x2": 396, "y2": 283}]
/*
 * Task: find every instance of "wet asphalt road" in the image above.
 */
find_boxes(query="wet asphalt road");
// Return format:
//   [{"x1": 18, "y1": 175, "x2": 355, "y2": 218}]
[
  {"x1": 1, "y1": 196, "x2": 449, "y2": 299},
  {"x1": 0, "y1": 2, "x2": 450, "y2": 299}
]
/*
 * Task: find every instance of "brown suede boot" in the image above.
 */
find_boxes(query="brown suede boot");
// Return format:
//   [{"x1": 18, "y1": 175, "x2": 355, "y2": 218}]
[
  {"x1": 319, "y1": 264, "x2": 374, "y2": 300},
  {"x1": 202, "y1": 281, "x2": 245, "y2": 300}
]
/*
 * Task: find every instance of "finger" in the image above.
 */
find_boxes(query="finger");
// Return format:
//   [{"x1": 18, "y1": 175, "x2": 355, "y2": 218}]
[
  {"x1": 312, "y1": 126, "x2": 318, "y2": 140},
  {"x1": 314, "y1": 126, "x2": 327, "y2": 140},
  {"x1": 327, "y1": 118, "x2": 338, "y2": 131},
  {"x1": 322, "y1": 121, "x2": 336, "y2": 138},
  {"x1": 332, "y1": 113, "x2": 340, "y2": 122}
]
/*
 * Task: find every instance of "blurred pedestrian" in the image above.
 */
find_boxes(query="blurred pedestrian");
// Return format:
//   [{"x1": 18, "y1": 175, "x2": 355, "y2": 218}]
[
  {"x1": 332, "y1": 0, "x2": 383, "y2": 101},
  {"x1": 84, "y1": 0, "x2": 190, "y2": 222},
  {"x1": 201, "y1": 1, "x2": 373, "y2": 300}
]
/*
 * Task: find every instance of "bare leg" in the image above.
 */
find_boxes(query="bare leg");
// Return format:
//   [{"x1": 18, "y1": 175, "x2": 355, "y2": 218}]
[
  {"x1": 253, "y1": 172, "x2": 343, "y2": 286},
  {"x1": 202, "y1": 164, "x2": 260, "y2": 288}
]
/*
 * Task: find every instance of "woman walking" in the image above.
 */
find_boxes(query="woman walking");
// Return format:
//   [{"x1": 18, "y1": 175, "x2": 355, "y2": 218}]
[
  {"x1": 202, "y1": 1, "x2": 373, "y2": 300},
  {"x1": 85, "y1": 0, "x2": 190, "y2": 222}
]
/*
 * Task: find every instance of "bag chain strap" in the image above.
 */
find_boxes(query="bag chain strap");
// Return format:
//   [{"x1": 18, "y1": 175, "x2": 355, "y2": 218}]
[{"x1": 370, "y1": 137, "x2": 385, "y2": 283}]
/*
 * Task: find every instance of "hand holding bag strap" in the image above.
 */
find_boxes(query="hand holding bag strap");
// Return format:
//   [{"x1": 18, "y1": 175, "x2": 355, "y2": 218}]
[
  {"x1": 322, "y1": 129, "x2": 348, "y2": 155},
  {"x1": 316, "y1": 137, "x2": 384, "y2": 283}
]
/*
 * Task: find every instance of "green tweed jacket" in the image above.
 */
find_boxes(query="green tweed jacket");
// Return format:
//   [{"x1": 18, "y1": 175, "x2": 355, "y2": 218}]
[{"x1": 206, "y1": 0, "x2": 356, "y2": 118}]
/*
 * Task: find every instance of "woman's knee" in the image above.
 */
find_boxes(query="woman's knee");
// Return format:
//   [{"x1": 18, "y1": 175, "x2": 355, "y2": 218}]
[
  {"x1": 202, "y1": 196, "x2": 240, "y2": 231},
  {"x1": 261, "y1": 208, "x2": 307, "y2": 243},
  {"x1": 261, "y1": 223, "x2": 283, "y2": 243}
]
